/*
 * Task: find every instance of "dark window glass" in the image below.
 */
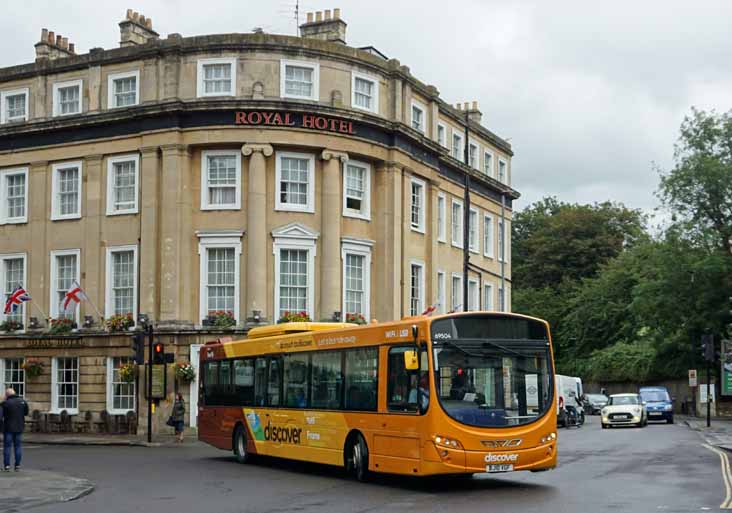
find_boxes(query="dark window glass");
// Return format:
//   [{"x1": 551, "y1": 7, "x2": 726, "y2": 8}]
[
  {"x1": 344, "y1": 348, "x2": 378, "y2": 411},
  {"x1": 234, "y1": 359, "x2": 255, "y2": 406},
  {"x1": 254, "y1": 358, "x2": 268, "y2": 406},
  {"x1": 268, "y1": 357, "x2": 282, "y2": 406},
  {"x1": 204, "y1": 361, "x2": 219, "y2": 403},
  {"x1": 387, "y1": 347, "x2": 429, "y2": 413},
  {"x1": 311, "y1": 351, "x2": 343, "y2": 409},
  {"x1": 284, "y1": 353, "x2": 309, "y2": 408}
]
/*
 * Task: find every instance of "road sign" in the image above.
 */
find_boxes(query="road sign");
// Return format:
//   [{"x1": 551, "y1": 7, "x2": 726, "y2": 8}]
[
  {"x1": 689, "y1": 369, "x2": 697, "y2": 387},
  {"x1": 700, "y1": 384, "x2": 716, "y2": 403},
  {"x1": 722, "y1": 340, "x2": 732, "y2": 395},
  {"x1": 148, "y1": 364, "x2": 167, "y2": 399}
]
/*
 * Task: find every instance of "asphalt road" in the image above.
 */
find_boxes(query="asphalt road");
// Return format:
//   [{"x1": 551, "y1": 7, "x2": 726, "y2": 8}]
[{"x1": 24, "y1": 417, "x2": 727, "y2": 513}]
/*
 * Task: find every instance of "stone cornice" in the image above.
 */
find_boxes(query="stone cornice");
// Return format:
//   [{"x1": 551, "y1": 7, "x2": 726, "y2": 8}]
[
  {"x1": 320, "y1": 149, "x2": 349, "y2": 163},
  {"x1": 241, "y1": 143, "x2": 273, "y2": 157}
]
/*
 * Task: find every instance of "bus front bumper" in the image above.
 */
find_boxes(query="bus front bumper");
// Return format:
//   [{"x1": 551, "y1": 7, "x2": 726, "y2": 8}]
[{"x1": 421, "y1": 441, "x2": 557, "y2": 475}]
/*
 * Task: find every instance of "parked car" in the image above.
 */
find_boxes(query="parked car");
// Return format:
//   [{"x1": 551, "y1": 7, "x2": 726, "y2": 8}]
[
  {"x1": 601, "y1": 393, "x2": 647, "y2": 428},
  {"x1": 639, "y1": 386, "x2": 674, "y2": 424},
  {"x1": 556, "y1": 374, "x2": 585, "y2": 427},
  {"x1": 583, "y1": 393, "x2": 608, "y2": 415}
]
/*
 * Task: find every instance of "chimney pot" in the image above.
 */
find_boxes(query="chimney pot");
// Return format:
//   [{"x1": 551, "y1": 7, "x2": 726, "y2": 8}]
[
  {"x1": 61, "y1": 37, "x2": 69, "y2": 49},
  {"x1": 334, "y1": 8, "x2": 341, "y2": 19},
  {"x1": 140, "y1": 15, "x2": 146, "y2": 25},
  {"x1": 48, "y1": 31, "x2": 55, "y2": 43},
  {"x1": 145, "y1": 18, "x2": 152, "y2": 29},
  {"x1": 126, "y1": 9, "x2": 133, "y2": 19},
  {"x1": 306, "y1": 12, "x2": 313, "y2": 23},
  {"x1": 455, "y1": 103, "x2": 461, "y2": 110},
  {"x1": 324, "y1": 9, "x2": 331, "y2": 20},
  {"x1": 56, "y1": 35, "x2": 62, "y2": 46},
  {"x1": 69, "y1": 43, "x2": 75, "y2": 53},
  {"x1": 472, "y1": 101, "x2": 478, "y2": 110},
  {"x1": 315, "y1": 11, "x2": 322, "y2": 22},
  {"x1": 41, "y1": 28, "x2": 48, "y2": 41},
  {"x1": 133, "y1": 11, "x2": 139, "y2": 21},
  {"x1": 463, "y1": 101, "x2": 469, "y2": 110}
]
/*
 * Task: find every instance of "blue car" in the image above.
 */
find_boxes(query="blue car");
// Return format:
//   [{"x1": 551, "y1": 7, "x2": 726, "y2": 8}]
[{"x1": 639, "y1": 386, "x2": 674, "y2": 424}]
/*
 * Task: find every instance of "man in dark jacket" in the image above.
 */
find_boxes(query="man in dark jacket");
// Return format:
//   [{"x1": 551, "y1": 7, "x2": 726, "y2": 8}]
[{"x1": 1, "y1": 388, "x2": 28, "y2": 471}]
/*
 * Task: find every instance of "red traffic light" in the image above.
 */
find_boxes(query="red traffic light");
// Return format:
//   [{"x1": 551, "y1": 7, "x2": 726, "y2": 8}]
[{"x1": 154, "y1": 343, "x2": 163, "y2": 353}]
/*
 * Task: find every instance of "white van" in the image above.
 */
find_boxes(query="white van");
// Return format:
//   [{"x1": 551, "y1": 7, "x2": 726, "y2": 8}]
[{"x1": 556, "y1": 374, "x2": 585, "y2": 426}]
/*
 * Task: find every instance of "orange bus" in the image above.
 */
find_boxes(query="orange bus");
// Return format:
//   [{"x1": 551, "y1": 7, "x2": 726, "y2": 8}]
[{"x1": 197, "y1": 311, "x2": 557, "y2": 479}]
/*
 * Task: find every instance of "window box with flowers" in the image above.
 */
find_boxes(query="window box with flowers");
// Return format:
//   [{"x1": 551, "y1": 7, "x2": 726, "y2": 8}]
[
  {"x1": 49, "y1": 318, "x2": 76, "y2": 335},
  {"x1": 210, "y1": 310, "x2": 236, "y2": 328},
  {"x1": 106, "y1": 313, "x2": 134, "y2": 332},
  {"x1": 277, "y1": 311, "x2": 311, "y2": 323},
  {"x1": 0, "y1": 320, "x2": 23, "y2": 332},
  {"x1": 118, "y1": 361, "x2": 137, "y2": 384},
  {"x1": 175, "y1": 362, "x2": 196, "y2": 383},
  {"x1": 22, "y1": 359, "x2": 44, "y2": 378},
  {"x1": 345, "y1": 312, "x2": 367, "y2": 325}
]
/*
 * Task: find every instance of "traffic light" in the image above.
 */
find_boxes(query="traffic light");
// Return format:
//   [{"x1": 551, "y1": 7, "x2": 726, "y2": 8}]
[
  {"x1": 153, "y1": 342, "x2": 165, "y2": 364},
  {"x1": 132, "y1": 333, "x2": 145, "y2": 365},
  {"x1": 701, "y1": 334, "x2": 715, "y2": 362}
]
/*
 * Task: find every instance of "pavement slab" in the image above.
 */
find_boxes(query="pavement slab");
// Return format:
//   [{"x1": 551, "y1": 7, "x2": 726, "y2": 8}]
[{"x1": 0, "y1": 469, "x2": 94, "y2": 513}]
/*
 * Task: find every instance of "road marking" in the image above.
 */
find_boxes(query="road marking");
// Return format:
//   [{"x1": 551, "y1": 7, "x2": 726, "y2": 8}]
[{"x1": 703, "y1": 444, "x2": 732, "y2": 509}]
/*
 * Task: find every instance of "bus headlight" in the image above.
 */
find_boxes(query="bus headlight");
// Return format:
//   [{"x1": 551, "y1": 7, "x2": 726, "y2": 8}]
[
  {"x1": 540, "y1": 432, "x2": 557, "y2": 444},
  {"x1": 433, "y1": 435, "x2": 463, "y2": 449}
]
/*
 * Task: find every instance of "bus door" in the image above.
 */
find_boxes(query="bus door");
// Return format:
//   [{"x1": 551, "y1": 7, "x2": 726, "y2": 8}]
[{"x1": 373, "y1": 346, "x2": 429, "y2": 473}]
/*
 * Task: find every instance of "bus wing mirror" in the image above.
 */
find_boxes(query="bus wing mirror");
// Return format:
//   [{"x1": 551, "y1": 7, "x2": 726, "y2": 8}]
[{"x1": 404, "y1": 350, "x2": 419, "y2": 371}]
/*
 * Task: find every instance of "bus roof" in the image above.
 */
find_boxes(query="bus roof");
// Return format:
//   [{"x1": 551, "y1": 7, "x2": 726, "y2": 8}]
[{"x1": 245, "y1": 322, "x2": 357, "y2": 339}]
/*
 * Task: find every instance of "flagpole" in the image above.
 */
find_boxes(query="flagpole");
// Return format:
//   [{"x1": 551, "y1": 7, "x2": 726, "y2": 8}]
[
  {"x1": 72, "y1": 280, "x2": 104, "y2": 321},
  {"x1": 29, "y1": 300, "x2": 49, "y2": 324}
]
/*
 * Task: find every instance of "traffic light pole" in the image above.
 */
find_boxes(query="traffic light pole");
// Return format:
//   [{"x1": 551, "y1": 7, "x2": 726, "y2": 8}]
[
  {"x1": 707, "y1": 360, "x2": 711, "y2": 428},
  {"x1": 147, "y1": 323, "x2": 153, "y2": 443}
]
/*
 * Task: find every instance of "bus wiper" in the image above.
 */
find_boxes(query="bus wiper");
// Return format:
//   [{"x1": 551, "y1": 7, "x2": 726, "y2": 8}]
[
  {"x1": 437, "y1": 338, "x2": 525, "y2": 358},
  {"x1": 436, "y1": 340, "x2": 487, "y2": 359}
]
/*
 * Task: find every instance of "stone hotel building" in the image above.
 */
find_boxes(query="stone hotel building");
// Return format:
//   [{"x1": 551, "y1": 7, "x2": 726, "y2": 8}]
[{"x1": 0, "y1": 9, "x2": 518, "y2": 434}]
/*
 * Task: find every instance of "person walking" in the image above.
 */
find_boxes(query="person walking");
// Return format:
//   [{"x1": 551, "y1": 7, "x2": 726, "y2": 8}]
[
  {"x1": 1, "y1": 388, "x2": 28, "y2": 471},
  {"x1": 172, "y1": 393, "x2": 186, "y2": 443}
]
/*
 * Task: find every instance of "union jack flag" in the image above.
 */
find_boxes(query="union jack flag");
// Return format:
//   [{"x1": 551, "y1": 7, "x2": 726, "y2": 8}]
[{"x1": 4, "y1": 286, "x2": 31, "y2": 315}]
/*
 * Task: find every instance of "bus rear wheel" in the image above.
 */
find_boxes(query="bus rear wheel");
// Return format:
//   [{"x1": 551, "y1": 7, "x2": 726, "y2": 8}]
[
  {"x1": 233, "y1": 425, "x2": 251, "y2": 464},
  {"x1": 349, "y1": 434, "x2": 370, "y2": 482}
]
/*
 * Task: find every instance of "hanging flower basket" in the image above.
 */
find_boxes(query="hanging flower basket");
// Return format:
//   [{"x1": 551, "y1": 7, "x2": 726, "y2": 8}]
[
  {"x1": 22, "y1": 359, "x2": 44, "y2": 378},
  {"x1": 345, "y1": 312, "x2": 367, "y2": 325},
  {"x1": 277, "y1": 311, "x2": 311, "y2": 323},
  {"x1": 175, "y1": 362, "x2": 196, "y2": 383},
  {"x1": 106, "y1": 313, "x2": 134, "y2": 332},
  {"x1": 118, "y1": 361, "x2": 137, "y2": 383},
  {"x1": 0, "y1": 319, "x2": 23, "y2": 332},
  {"x1": 211, "y1": 310, "x2": 236, "y2": 328},
  {"x1": 49, "y1": 318, "x2": 76, "y2": 335}
]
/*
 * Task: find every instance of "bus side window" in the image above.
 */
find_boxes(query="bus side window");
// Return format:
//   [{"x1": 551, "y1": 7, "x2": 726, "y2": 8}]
[
  {"x1": 205, "y1": 361, "x2": 219, "y2": 405},
  {"x1": 234, "y1": 359, "x2": 255, "y2": 406},
  {"x1": 268, "y1": 357, "x2": 282, "y2": 407},
  {"x1": 387, "y1": 347, "x2": 418, "y2": 413},
  {"x1": 254, "y1": 358, "x2": 268, "y2": 406}
]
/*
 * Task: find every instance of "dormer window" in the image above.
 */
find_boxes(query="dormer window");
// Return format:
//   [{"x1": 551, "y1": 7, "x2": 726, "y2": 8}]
[
  {"x1": 108, "y1": 70, "x2": 139, "y2": 108},
  {"x1": 1, "y1": 89, "x2": 29, "y2": 123},
  {"x1": 52, "y1": 80, "x2": 82, "y2": 117},
  {"x1": 281, "y1": 60, "x2": 319, "y2": 101}
]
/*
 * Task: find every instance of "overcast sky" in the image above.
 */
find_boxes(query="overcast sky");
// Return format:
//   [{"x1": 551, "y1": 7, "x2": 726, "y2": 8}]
[{"x1": 3, "y1": 1, "x2": 731, "y2": 214}]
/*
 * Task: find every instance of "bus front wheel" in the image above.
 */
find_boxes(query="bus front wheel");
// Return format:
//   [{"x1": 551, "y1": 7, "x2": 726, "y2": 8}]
[
  {"x1": 349, "y1": 434, "x2": 370, "y2": 482},
  {"x1": 233, "y1": 425, "x2": 251, "y2": 464}
]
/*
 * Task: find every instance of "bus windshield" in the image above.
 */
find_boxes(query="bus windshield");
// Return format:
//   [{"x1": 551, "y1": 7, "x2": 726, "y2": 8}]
[{"x1": 430, "y1": 314, "x2": 553, "y2": 428}]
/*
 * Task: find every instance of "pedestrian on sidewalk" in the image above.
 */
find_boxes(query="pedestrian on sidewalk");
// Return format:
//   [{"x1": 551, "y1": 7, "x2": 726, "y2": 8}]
[
  {"x1": 172, "y1": 393, "x2": 186, "y2": 443},
  {"x1": 1, "y1": 388, "x2": 29, "y2": 471}
]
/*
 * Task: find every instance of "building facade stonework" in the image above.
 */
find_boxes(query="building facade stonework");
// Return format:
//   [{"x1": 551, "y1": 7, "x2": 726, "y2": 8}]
[{"x1": 0, "y1": 9, "x2": 518, "y2": 435}]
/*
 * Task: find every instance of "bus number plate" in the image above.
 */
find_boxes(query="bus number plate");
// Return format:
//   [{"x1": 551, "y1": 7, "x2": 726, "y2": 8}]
[{"x1": 486, "y1": 464, "x2": 514, "y2": 473}]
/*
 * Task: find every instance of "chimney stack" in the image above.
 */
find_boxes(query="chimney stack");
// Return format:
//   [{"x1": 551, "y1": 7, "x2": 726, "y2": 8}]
[
  {"x1": 300, "y1": 8, "x2": 347, "y2": 44},
  {"x1": 466, "y1": 101, "x2": 482, "y2": 125},
  {"x1": 119, "y1": 9, "x2": 159, "y2": 47},
  {"x1": 34, "y1": 28, "x2": 76, "y2": 62}
]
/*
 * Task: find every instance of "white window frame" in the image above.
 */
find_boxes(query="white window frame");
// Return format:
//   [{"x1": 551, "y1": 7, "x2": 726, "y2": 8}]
[
  {"x1": 1, "y1": 358, "x2": 26, "y2": 398},
  {"x1": 107, "y1": 70, "x2": 140, "y2": 109},
  {"x1": 451, "y1": 273, "x2": 463, "y2": 312},
  {"x1": 341, "y1": 238, "x2": 373, "y2": 321},
  {"x1": 0, "y1": 167, "x2": 28, "y2": 224},
  {"x1": 483, "y1": 282, "x2": 494, "y2": 311},
  {"x1": 197, "y1": 58, "x2": 237, "y2": 98},
  {"x1": 468, "y1": 278, "x2": 479, "y2": 311},
  {"x1": 498, "y1": 219, "x2": 509, "y2": 263},
  {"x1": 52, "y1": 79, "x2": 83, "y2": 117},
  {"x1": 437, "y1": 192, "x2": 446, "y2": 243},
  {"x1": 104, "y1": 245, "x2": 138, "y2": 321},
  {"x1": 275, "y1": 151, "x2": 315, "y2": 213},
  {"x1": 197, "y1": 232, "x2": 243, "y2": 325},
  {"x1": 498, "y1": 158, "x2": 508, "y2": 184},
  {"x1": 280, "y1": 59, "x2": 320, "y2": 101},
  {"x1": 409, "y1": 176, "x2": 426, "y2": 234},
  {"x1": 1, "y1": 88, "x2": 29, "y2": 123},
  {"x1": 351, "y1": 71, "x2": 379, "y2": 114},
  {"x1": 409, "y1": 260, "x2": 425, "y2": 316},
  {"x1": 469, "y1": 207, "x2": 480, "y2": 254},
  {"x1": 483, "y1": 213, "x2": 495, "y2": 258},
  {"x1": 51, "y1": 356, "x2": 79, "y2": 414},
  {"x1": 452, "y1": 130, "x2": 463, "y2": 160},
  {"x1": 106, "y1": 356, "x2": 136, "y2": 414},
  {"x1": 410, "y1": 100, "x2": 426, "y2": 134},
  {"x1": 437, "y1": 123, "x2": 447, "y2": 148},
  {"x1": 436, "y1": 270, "x2": 446, "y2": 314},
  {"x1": 451, "y1": 198, "x2": 464, "y2": 248},
  {"x1": 484, "y1": 150, "x2": 495, "y2": 177},
  {"x1": 0, "y1": 253, "x2": 28, "y2": 326},
  {"x1": 106, "y1": 154, "x2": 140, "y2": 215},
  {"x1": 469, "y1": 141, "x2": 480, "y2": 170},
  {"x1": 200, "y1": 150, "x2": 241, "y2": 211},
  {"x1": 342, "y1": 159, "x2": 371, "y2": 220},
  {"x1": 273, "y1": 224, "x2": 319, "y2": 320},
  {"x1": 51, "y1": 161, "x2": 83, "y2": 221},
  {"x1": 49, "y1": 248, "x2": 81, "y2": 322}
]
